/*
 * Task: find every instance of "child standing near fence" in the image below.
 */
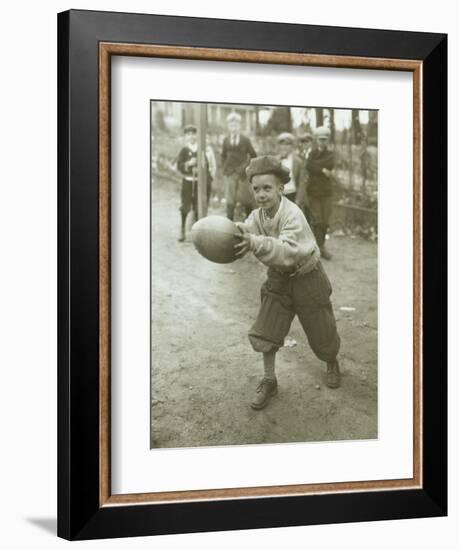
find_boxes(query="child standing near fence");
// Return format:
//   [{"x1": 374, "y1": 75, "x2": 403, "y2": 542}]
[
  {"x1": 176, "y1": 125, "x2": 212, "y2": 242},
  {"x1": 306, "y1": 126, "x2": 336, "y2": 260}
]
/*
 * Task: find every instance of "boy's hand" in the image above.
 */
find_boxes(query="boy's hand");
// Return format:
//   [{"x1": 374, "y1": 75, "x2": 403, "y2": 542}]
[
  {"x1": 186, "y1": 158, "x2": 197, "y2": 168},
  {"x1": 322, "y1": 168, "x2": 333, "y2": 177},
  {"x1": 234, "y1": 224, "x2": 251, "y2": 258}
]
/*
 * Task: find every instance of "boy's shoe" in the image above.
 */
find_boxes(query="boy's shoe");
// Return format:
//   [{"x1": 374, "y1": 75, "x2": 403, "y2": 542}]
[
  {"x1": 326, "y1": 359, "x2": 341, "y2": 388},
  {"x1": 251, "y1": 377, "x2": 278, "y2": 410},
  {"x1": 320, "y1": 246, "x2": 332, "y2": 260},
  {"x1": 178, "y1": 230, "x2": 185, "y2": 242}
]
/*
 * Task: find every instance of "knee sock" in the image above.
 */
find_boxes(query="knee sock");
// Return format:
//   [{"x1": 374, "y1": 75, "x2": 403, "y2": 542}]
[
  {"x1": 313, "y1": 224, "x2": 324, "y2": 248},
  {"x1": 180, "y1": 211, "x2": 187, "y2": 232},
  {"x1": 263, "y1": 350, "x2": 277, "y2": 381}
]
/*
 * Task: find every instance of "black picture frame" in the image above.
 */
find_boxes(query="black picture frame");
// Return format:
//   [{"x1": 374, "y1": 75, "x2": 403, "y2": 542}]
[{"x1": 58, "y1": 9, "x2": 447, "y2": 540}]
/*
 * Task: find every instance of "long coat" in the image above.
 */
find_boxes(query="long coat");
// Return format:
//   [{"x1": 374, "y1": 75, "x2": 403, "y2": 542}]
[
  {"x1": 306, "y1": 148, "x2": 335, "y2": 198},
  {"x1": 221, "y1": 134, "x2": 257, "y2": 176}
]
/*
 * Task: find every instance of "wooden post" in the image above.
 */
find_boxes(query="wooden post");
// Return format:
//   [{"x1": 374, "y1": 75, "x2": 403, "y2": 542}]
[
  {"x1": 329, "y1": 108, "x2": 335, "y2": 145},
  {"x1": 315, "y1": 107, "x2": 324, "y2": 127},
  {"x1": 195, "y1": 103, "x2": 208, "y2": 219},
  {"x1": 348, "y1": 112, "x2": 354, "y2": 191},
  {"x1": 361, "y1": 139, "x2": 369, "y2": 197}
]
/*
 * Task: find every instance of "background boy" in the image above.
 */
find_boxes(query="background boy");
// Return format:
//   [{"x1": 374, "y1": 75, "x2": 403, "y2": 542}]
[
  {"x1": 234, "y1": 155, "x2": 341, "y2": 410},
  {"x1": 296, "y1": 131, "x2": 314, "y2": 221},
  {"x1": 221, "y1": 112, "x2": 257, "y2": 220},
  {"x1": 306, "y1": 125, "x2": 336, "y2": 260},
  {"x1": 176, "y1": 124, "x2": 211, "y2": 242},
  {"x1": 276, "y1": 132, "x2": 304, "y2": 204}
]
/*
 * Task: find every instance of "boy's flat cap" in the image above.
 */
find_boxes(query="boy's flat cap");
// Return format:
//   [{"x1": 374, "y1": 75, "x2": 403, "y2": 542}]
[
  {"x1": 183, "y1": 124, "x2": 197, "y2": 134},
  {"x1": 277, "y1": 132, "x2": 295, "y2": 144},
  {"x1": 246, "y1": 155, "x2": 291, "y2": 184},
  {"x1": 298, "y1": 131, "x2": 313, "y2": 141},
  {"x1": 314, "y1": 125, "x2": 331, "y2": 138}
]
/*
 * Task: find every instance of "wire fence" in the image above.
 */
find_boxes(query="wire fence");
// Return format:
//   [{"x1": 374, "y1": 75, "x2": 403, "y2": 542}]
[{"x1": 151, "y1": 129, "x2": 378, "y2": 239}]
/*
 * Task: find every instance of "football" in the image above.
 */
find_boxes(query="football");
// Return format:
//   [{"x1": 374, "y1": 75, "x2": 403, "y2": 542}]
[{"x1": 191, "y1": 215, "x2": 240, "y2": 264}]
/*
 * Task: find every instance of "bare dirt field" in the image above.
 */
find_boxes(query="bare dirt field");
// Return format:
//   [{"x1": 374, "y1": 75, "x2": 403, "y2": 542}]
[{"x1": 151, "y1": 176, "x2": 377, "y2": 449}]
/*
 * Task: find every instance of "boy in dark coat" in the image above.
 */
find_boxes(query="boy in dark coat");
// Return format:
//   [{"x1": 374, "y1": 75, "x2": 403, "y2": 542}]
[
  {"x1": 296, "y1": 132, "x2": 314, "y2": 221},
  {"x1": 221, "y1": 112, "x2": 257, "y2": 220},
  {"x1": 176, "y1": 125, "x2": 211, "y2": 242},
  {"x1": 306, "y1": 126, "x2": 335, "y2": 260}
]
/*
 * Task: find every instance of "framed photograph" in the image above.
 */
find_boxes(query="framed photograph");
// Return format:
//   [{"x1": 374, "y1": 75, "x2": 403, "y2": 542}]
[{"x1": 57, "y1": 9, "x2": 447, "y2": 540}]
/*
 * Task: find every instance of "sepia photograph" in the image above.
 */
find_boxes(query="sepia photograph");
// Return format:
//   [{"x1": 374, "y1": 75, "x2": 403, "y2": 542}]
[
  {"x1": 54, "y1": 7, "x2": 447, "y2": 540},
  {"x1": 150, "y1": 100, "x2": 378, "y2": 449}
]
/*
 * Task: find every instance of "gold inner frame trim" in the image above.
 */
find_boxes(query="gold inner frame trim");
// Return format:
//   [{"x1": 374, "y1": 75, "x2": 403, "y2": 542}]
[{"x1": 99, "y1": 42, "x2": 423, "y2": 507}]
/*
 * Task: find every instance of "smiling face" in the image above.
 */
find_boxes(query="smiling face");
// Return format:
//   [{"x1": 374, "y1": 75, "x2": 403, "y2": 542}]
[{"x1": 250, "y1": 173, "x2": 283, "y2": 216}]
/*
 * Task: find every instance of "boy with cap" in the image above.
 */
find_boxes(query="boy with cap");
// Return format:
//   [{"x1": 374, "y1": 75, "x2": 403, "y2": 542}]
[
  {"x1": 176, "y1": 124, "x2": 212, "y2": 242},
  {"x1": 298, "y1": 132, "x2": 313, "y2": 161},
  {"x1": 276, "y1": 132, "x2": 304, "y2": 204},
  {"x1": 306, "y1": 126, "x2": 335, "y2": 260},
  {"x1": 234, "y1": 155, "x2": 341, "y2": 410},
  {"x1": 221, "y1": 112, "x2": 257, "y2": 221},
  {"x1": 296, "y1": 132, "x2": 314, "y2": 220}
]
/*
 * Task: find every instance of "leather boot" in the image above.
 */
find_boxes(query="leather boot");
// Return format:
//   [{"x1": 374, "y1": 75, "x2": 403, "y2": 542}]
[
  {"x1": 250, "y1": 378, "x2": 278, "y2": 410},
  {"x1": 320, "y1": 245, "x2": 332, "y2": 260},
  {"x1": 226, "y1": 204, "x2": 235, "y2": 221},
  {"x1": 326, "y1": 359, "x2": 341, "y2": 388},
  {"x1": 178, "y1": 213, "x2": 186, "y2": 242},
  {"x1": 312, "y1": 224, "x2": 323, "y2": 248}
]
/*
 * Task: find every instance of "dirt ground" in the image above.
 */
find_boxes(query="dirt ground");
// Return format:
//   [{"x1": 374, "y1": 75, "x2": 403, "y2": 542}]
[{"x1": 151, "y1": 176, "x2": 378, "y2": 449}]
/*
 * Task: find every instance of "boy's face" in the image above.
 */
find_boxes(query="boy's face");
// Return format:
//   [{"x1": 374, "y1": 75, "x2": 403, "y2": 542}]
[
  {"x1": 185, "y1": 132, "x2": 197, "y2": 145},
  {"x1": 227, "y1": 120, "x2": 240, "y2": 134},
  {"x1": 278, "y1": 142, "x2": 293, "y2": 157},
  {"x1": 300, "y1": 137, "x2": 312, "y2": 152},
  {"x1": 250, "y1": 174, "x2": 283, "y2": 214},
  {"x1": 317, "y1": 136, "x2": 328, "y2": 151}
]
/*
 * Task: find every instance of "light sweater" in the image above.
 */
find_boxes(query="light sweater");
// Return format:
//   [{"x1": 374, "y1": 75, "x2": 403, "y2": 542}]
[{"x1": 241, "y1": 197, "x2": 319, "y2": 272}]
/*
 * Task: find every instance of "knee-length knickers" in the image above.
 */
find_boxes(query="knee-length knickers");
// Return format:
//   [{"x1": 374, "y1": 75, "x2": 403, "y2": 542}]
[{"x1": 248, "y1": 261, "x2": 340, "y2": 362}]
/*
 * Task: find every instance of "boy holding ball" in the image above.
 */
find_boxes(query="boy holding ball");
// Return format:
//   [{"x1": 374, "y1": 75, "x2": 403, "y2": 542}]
[{"x1": 234, "y1": 156, "x2": 341, "y2": 410}]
